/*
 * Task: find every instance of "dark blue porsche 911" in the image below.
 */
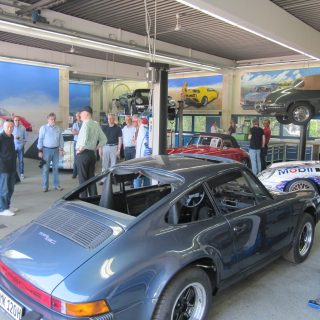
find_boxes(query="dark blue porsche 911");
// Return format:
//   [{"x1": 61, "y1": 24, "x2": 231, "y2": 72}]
[{"x1": 0, "y1": 155, "x2": 319, "y2": 320}]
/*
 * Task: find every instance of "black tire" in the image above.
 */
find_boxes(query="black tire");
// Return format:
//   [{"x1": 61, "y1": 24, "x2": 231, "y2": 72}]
[
  {"x1": 284, "y1": 178, "x2": 318, "y2": 194},
  {"x1": 201, "y1": 96, "x2": 208, "y2": 106},
  {"x1": 288, "y1": 102, "x2": 314, "y2": 125},
  {"x1": 283, "y1": 213, "x2": 315, "y2": 264},
  {"x1": 275, "y1": 115, "x2": 291, "y2": 124},
  {"x1": 153, "y1": 268, "x2": 212, "y2": 320}
]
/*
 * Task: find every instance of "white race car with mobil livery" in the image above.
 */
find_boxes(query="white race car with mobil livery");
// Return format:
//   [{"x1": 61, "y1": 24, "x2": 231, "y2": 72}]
[{"x1": 258, "y1": 161, "x2": 320, "y2": 194}]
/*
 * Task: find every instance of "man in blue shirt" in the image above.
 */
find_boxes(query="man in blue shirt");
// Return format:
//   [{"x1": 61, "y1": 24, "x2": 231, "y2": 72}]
[
  {"x1": 13, "y1": 116, "x2": 27, "y2": 180},
  {"x1": 37, "y1": 113, "x2": 64, "y2": 192}
]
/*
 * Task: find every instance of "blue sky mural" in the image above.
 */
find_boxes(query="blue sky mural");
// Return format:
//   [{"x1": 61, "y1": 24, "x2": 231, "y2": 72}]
[
  {"x1": 0, "y1": 61, "x2": 59, "y2": 130},
  {"x1": 240, "y1": 67, "x2": 320, "y2": 110},
  {"x1": 69, "y1": 82, "x2": 91, "y2": 114}
]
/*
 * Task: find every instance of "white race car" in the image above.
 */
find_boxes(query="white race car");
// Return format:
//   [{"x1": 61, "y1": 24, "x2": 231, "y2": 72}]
[{"x1": 258, "y1": 161, "x2": 320, "y2": 194}]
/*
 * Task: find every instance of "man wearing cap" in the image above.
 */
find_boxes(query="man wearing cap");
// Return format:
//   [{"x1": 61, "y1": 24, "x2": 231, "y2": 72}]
[
  {"x1": 37, "y1": 113, "x2": 64, "y2": 192},
  {"x1": 122, "y1": 115, "x2": 136, "y2": 161},
  {"x1": 76, "y1": 106, "x2": 106, "y2": 195},
  {"x1": 101, "y1": 113, "x2": 122, "y2": 173}
]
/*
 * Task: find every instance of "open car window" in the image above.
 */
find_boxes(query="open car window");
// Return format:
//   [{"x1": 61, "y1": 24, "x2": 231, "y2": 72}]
[{"x1": 207, "y1": 170, "x2": 259, "y2": 215}]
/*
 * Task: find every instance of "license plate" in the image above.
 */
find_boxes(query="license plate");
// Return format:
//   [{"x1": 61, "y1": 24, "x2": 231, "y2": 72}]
[{"x1": 0, "y1": 288, "x2": 23, "y2": 320}]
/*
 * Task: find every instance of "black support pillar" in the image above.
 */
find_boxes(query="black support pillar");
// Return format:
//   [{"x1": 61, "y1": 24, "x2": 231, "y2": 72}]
[
  {"x1": 146, "y1": 62, "x2": 169, "y2": 155},
  {"x1": 298, "y1": 124, "x2": 308, "y2": 160}
]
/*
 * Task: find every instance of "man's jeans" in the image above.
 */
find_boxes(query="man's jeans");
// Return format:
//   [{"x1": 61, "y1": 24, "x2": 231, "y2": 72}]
[
  {"x1": 16, "y1": 147, "x2": 24, "y2": 175},
  {"x1": 249, "y1": 148, "x2": 261, "y2": 175},
  {"x1": 42, "y1": 147, "x2": 60, "y2": 190},
  {"x1": 0, "y1": 172, "x2": 16, "y2": 211}
]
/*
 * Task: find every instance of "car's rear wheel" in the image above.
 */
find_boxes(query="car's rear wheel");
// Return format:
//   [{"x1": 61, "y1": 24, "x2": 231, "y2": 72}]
[
  {"x1": 201, "y1": 96, "x2": 208, "y2": 106},
  {"x1": 284, "y1": 179, "x2": 318, "y2": 194},
  {"x1": 153, "y1": 268, "x2": 212, "y2": 320},
  {"x1": 288, "y1": 102, "x2": 314, "y2": 125},
  {"x1": 275, "y1": 115, "x2": 291, "y2": 124},
  {"x1": 283, "y1": 213, "x2": 314, "y2": 263}
]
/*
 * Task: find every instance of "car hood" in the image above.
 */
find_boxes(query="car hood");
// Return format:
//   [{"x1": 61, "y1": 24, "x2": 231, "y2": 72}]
[{"x1": 0, "y1": 200, "x2": 129, "y2": 294}]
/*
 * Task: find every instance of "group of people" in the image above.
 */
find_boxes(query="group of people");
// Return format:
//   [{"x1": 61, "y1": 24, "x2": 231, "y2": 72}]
[{"x1": 0, "y1": 106, "x2": 153, "y2": 216}]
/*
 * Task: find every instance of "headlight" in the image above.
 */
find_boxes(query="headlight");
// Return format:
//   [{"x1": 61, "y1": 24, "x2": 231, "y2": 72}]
[{"x1": 135, "y1": 97, "x2": 143, "y2": 104}]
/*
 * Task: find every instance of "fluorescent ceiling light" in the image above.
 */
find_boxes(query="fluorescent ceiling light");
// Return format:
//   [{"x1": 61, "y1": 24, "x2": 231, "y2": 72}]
[
  {"x1": 0, "y1": 55, "x2": 70, "y2": 68},
  {"x1": 175, "y1": 0, "x2": 319, "y2": 61},
  {"x1": 0, "y1": 19, "x2": 220, "y2": 72},
  {"x1": 236, "y1": 59, "x2": 312, "y2": 69}
]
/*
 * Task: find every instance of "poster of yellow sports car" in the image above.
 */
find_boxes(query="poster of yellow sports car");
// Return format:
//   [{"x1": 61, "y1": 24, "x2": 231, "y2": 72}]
[{"x1": 168, "y1": 75, "x2": 223, "y2": 111}]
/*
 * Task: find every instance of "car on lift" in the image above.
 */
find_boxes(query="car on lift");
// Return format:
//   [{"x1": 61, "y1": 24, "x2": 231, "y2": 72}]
[
  {"x1": 185, "y1": 86, "x2": 218, "y2": 107},
  {"x1": 167, "y1": 133, "x2": 251, "y2": 167},
  {"x1": 120, "y1": 89, "x2": 176, "y2": 119},
  {"x1": 255, "y1": 75, "x2": 320, "y2": 125},
  {"x1": 0, "y1": 155, "x2": 319, "y2": 320},
  {"x1": 258, "y1": 160, "x2": 320, "y2": 194},
  {"x1": 0, "y1": 107, "x2": 33, "y2": 131}
]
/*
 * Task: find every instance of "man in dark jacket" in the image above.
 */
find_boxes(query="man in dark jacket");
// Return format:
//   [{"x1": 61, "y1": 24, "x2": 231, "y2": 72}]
[
  {"x1": 248, "y1": 118, "x2": 265, "y2": 175},
  {"x1": 0, "y1": 120, "x2": 17, "y2": 216}
]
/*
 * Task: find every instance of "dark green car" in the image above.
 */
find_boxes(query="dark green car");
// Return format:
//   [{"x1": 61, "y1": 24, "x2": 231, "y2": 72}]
[{"x1": 255, "y1": 75, "x2": 320, "y2": 125}]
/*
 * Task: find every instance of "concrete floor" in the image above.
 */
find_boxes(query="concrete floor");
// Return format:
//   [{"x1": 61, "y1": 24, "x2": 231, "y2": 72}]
[{"x1": 0, "y1": 158, "x2": 320, "y2": 320}]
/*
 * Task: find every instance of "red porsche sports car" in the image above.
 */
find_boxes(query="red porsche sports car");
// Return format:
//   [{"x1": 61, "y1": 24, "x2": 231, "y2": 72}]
[
  {"x1": 167, "y1": 133, "x2": 251, "y2": 167},
  {"x1": 0, "y1": 107, "x2": 32, "y2": 131}
]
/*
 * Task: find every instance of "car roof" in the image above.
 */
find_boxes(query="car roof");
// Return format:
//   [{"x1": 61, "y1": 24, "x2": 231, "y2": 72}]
[
  {"x1": 191, "y1": 133, "x2": 240, "y2": 148},
  {"x1": 113, "y1": 155, "x2": 242, "y2": 185}
]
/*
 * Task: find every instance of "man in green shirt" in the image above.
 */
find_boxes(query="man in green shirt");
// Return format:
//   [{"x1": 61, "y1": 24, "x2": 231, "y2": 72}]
[{"x1": 76, "y1": 106, "x2": 107, "y2": 196}]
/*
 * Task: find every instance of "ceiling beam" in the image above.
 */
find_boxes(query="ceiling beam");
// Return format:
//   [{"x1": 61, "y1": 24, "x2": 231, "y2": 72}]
[{"x1": 176, "y1": 0, "x2": 320, "y2": 60}]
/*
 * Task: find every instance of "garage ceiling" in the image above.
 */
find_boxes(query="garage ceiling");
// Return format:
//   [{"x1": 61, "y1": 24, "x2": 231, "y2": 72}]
[{"x1": 0, "y1": 0, "x2": 319, "y2": 73}]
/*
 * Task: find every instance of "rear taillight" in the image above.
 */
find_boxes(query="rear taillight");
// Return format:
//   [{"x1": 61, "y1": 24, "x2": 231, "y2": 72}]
[{"x1": 0, "y1": 261, "x2": 110, "y2": 317}]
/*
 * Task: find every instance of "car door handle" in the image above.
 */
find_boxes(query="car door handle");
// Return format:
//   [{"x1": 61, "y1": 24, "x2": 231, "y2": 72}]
[{"x1": 233, "y1": 225, "x2": 246, "y2": 234}]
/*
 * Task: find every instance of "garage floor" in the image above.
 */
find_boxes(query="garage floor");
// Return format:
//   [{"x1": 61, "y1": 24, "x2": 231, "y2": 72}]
[{"x1": 0, "y1": 158, "x2": 319, "y2": 320}]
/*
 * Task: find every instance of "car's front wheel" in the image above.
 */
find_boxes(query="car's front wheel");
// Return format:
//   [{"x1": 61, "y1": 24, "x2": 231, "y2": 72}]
[
  {"x1": 201, "y1": 96, "x2": 208, "y2": 106},
  {"x1": 288, "y1": 102, "x2": 314, "y2": 125},
  {"x1": 153, "y1": 268, "x2": 212, "y2": 320},
  {"x1": 283, "y1": 213, "x2": 315, "y2": 264},
  {"x1": 285, "y1": 178, "x2": 318, "y2": 194}
]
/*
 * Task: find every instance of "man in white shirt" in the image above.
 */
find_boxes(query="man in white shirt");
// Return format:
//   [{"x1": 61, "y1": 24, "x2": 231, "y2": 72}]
[{"x1": 122, "y1": 116, "x2": 136, "y2": 161}]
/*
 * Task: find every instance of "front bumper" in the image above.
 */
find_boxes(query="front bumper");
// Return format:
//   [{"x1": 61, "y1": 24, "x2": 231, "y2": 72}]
[{"x1": 254, "y1": 102, "x2": 286, "y2": 115}]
